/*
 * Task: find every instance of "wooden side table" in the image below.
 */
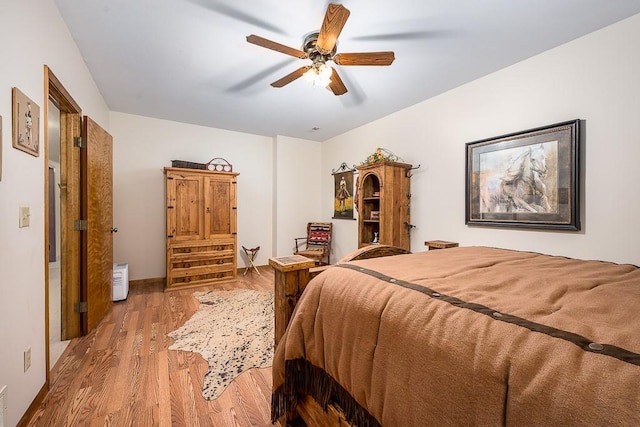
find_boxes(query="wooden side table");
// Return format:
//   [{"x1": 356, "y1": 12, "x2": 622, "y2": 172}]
[
  {"x1": 425, "y1": 240, "x2": 459, "y2": 250},
  {"x1": 269, "y1": 255, "x2": 316, "y2": 345}
]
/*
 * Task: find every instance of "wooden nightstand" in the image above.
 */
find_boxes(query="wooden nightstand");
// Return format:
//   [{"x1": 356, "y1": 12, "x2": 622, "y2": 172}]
[
  {"x1": 425, "y1": 240, "x2": 459, "y2": 250},
  {"x1": 269, "y1": 255, "x2": 316, "y2": 345}
]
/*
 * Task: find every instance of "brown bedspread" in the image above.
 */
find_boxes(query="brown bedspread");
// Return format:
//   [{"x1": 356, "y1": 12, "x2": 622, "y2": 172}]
[{"x1": 272, "y1": 247, "x2": 640, "y2": 426}]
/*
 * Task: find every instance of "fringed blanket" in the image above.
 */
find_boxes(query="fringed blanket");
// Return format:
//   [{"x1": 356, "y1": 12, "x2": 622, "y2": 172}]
[{"x1": 272, "y1": 247, "x2": 640, "y2": 426}]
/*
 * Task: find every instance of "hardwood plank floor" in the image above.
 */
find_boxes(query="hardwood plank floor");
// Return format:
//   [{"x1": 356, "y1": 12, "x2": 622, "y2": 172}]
[{"x1": 29, "y1": 267, "x2": 277, "y2": 427}]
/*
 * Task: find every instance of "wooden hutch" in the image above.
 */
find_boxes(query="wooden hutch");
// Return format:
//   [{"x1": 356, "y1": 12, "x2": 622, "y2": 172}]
[
  {"x1": 164, "y1": 167, "x2": 239, "y2": 290},
  {"x1": 356, "y1": 161, "x2": 412, "y2": 251}
]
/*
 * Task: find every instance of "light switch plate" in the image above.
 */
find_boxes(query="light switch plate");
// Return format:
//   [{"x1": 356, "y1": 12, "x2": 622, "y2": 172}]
[
  {"x1": 24, "y1": 348, "x2": 31, "y2": 372},
  {"x1": 19, "y1": 206, "x2": 30, "y2": 228}
]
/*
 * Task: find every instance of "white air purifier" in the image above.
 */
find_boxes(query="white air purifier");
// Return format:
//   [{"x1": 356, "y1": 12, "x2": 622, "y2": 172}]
[{"x1": 112, "y1": 263, "x2": 129, "y2": 301}]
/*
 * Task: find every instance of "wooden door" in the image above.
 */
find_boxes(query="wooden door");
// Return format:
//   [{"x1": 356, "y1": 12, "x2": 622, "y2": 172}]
[
  {"x1": 82, "y1": 117, "x2": 113, "y2": 333},
  {"x1": 166, "y1": 172, "x2": 204, "y2": 241},
  {"x1": 379, "y1": 163, "x2": 411, "y2": 250}
]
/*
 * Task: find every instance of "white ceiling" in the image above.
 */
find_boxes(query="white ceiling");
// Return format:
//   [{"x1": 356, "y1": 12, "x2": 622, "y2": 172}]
[{"x1": 53, "y1": 1, "x2": 640, "y2": 142}]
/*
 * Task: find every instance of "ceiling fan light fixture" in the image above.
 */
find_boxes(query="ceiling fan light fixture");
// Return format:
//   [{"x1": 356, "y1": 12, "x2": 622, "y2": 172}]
[
  {"x1": 247, "y1": 3, "x2": 392, "y2": 95},
  {"x1": 304, "y1": 63, "x2": 332, "y2": 87}
]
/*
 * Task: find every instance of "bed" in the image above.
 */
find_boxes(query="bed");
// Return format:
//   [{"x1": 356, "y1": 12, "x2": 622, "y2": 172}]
[{"x1": 271, "y1": 246, "x2": 640, "y2": 426}]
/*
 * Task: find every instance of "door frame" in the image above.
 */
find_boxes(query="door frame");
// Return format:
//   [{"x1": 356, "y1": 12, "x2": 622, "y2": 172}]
[{"x1": 44, "y1": 65, "x2": 83, "y2": 380}]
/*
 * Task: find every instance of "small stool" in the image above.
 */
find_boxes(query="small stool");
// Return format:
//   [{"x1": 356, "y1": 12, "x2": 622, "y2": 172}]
[{"x1": 242, "y1": 246, "x2": 261, "y2": 276}]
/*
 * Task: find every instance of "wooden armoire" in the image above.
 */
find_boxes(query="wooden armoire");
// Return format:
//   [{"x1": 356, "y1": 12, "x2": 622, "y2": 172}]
[
  {"x1": 164, "y1": 167, "x2": 239, "y2": 290},
  {"x1": 356, "y1": 161, "x2": 412, "y2": 251}
]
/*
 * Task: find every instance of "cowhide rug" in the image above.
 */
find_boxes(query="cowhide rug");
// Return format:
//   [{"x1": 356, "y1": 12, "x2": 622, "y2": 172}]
[{"x1": 167, "y1": 289, "x2": 274, "y2": 400}]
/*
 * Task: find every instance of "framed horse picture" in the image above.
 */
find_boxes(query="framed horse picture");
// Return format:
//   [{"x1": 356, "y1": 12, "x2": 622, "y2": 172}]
[{"x1": 465, "y1": 119, "x2": 581, "y2": 230}]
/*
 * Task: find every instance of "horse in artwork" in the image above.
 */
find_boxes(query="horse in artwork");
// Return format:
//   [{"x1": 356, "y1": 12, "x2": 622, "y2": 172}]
[{"x1": 480, "y1": 145, "x2": 551, "y2": 213}]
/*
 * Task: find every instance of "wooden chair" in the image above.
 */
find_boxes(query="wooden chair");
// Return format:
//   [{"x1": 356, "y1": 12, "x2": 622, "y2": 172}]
[{"x1": 294, "y1": 222, "x2": 333, "y2": 266}]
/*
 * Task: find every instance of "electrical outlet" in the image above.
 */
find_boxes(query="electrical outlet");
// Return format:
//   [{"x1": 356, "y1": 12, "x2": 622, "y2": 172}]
[
  {"x1": 24, "y1": 348, "x2": 31, "y2": 372},
  {"x1": 0, "y1": 385, "x2": 7, "y2": 427}
]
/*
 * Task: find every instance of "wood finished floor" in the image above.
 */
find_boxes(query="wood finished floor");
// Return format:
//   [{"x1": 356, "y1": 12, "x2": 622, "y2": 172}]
[{"x1": 29, "y1": 267, "x2": 278, "y2": 427}]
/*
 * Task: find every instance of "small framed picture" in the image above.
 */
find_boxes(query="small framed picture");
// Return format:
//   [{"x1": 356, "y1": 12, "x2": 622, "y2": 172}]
[{"x1": 12, "y1": 87, "x2": 40, "y2": 157}]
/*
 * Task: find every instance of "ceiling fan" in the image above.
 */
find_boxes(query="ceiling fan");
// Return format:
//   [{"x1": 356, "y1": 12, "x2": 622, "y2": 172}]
[{"x1": 246, "y1": 3, "x2": 395, "y2": 96}]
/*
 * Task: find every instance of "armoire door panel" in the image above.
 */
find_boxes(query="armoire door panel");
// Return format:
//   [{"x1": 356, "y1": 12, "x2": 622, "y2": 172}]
[
  {"x1": 205, "y1": 178, "x2": 233, "y2": 237},
  {"x1": 172, "y1": 176, "x2": 203, "y2": 240}
]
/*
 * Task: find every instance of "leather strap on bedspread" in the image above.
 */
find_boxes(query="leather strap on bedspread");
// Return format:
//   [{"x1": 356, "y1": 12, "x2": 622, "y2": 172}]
[{"x1": 338, "y1": 264, "x2": 640, "y2": 367}]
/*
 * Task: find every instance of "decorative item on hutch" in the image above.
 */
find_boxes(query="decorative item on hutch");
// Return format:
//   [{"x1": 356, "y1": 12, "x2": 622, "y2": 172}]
[
  {"x1": 206, "y1": 157, "x2": 233, "y2": 172},
  {"x1": 171, "y1": 159, "x2": 206, "y2": 169},
  {"x1": 362, "y1": 147, "x2": 399, "y2": 165},
  {"x1": 170, "y1": 157, "x2": 233, "y2": 172}
]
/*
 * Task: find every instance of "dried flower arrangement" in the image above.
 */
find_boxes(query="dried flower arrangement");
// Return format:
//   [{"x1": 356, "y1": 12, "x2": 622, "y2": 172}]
[{"x1": 362, "y1": 147, "x2": 399, "y2": 165}]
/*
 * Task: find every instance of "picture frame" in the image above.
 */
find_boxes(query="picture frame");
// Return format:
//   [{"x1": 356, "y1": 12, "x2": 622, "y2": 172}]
[
  {"x1": 332, "y1": 162, "x2": 356, "y2": 220},
  {"x1": 12, "y1": 87, "x2": 40, "y2": 157},
  {"x1": 465, "y1": 119, "x2": 580, "y2": 230}
]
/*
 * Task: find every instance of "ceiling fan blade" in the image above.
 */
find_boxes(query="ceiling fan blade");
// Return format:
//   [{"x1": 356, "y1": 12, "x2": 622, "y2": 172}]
[
  {"x1": 271, "y1": 66, "x2": 311, "y2": 88},
  {"x1": 188, "y1": 0, "x2": 287, "y2": 35},
  {"x1": 351, "y1": 30, "x2": 447, "y2": 41},
  {"x1": 328, "y1": 68, "x2": 348, "y2": 95},
  {"x1": 333, "y1": 52, "x2": 395, "y2": 66},
  {"x1": 227, "y1": 59, "x2": 297, "y2": 92},
  {"x1": 316, "y1": 3, "x2": 351, "y2": 55},
  {"x1": 247, "y1": 35, "x2": 308, "y2": 59}
]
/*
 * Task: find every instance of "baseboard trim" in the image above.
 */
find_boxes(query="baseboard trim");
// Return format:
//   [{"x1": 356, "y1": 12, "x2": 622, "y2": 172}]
[
  {"x1": 239, "y1": 264, "x2": 269, "y2": 273},
  {"x1": 129, "y1": 277, "x2": 165, "y2": 287},
  {"x1": 132, "y1": 267, "x2": 273, "y2": 291},
  {"x1": 17, "y1": 382, "x2": 48, "y2": 426}
]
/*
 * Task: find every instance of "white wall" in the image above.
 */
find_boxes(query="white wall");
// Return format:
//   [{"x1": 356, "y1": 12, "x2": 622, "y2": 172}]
[
  {"x1": 273, "y1": 136, "x2": 323, "y2": 258},
  {"x1": 0, "y1": 1, "x2": 109, "y2": 425},
  {"x1": 323, "y1": 13, "x2": 640, "y2": 266},
  {"x1": 109, "y1": 112, "x2": 276, "y2": 279}
]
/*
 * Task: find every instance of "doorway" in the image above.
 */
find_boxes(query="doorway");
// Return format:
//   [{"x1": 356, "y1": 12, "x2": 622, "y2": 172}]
[
  {"x1": 47, "y1": 101, "x2": 69, "y2": 367},
  {"x1": 44, "y1": 66, "x2": 83, "y2": 381},
  {"x1": 44, "y1": 66, "x2": 115, "y2": 382}
]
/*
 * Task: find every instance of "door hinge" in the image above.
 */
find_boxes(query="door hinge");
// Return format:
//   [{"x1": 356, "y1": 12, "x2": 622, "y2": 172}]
[
  {"x1": 74, "y1": 219, "x2": 88, "y2": 231},
  {"x1": 74, "y1": 301, "x2": 88, "y2": 313},
  {"x1": 73, "y1": 137, "x2": 87, "y2": 148}
]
